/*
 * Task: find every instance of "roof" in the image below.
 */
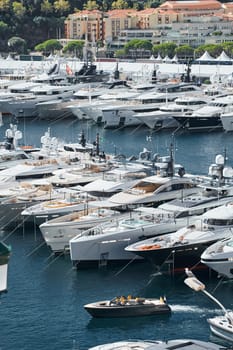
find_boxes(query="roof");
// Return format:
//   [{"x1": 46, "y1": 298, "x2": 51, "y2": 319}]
[
  {"x1": 107, "y1": 9, "x2": 137, "y2": 18},
  {"x1": 159, "y1": 0, "x2": 223, "y2": 11},
  {"x1": 196, "y1": 51, "x2": 216, "y2": 61},
  {"x1": 216, "y1": 51, "x2": 232, "y2": 61}
]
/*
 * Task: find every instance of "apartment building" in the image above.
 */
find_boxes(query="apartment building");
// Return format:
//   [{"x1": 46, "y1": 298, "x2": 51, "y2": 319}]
[
  {"x1": 65, "y1": 10, "x2": 104, "y2": 42},
  {"x1": 65, "y1": 1, "x2": 233, "y2": 49}
]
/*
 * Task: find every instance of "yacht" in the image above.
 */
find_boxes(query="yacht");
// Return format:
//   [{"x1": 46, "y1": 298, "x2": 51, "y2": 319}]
[
  {"x1": 201, "y1": 236, "x2": 233, "y2": 279},
  {"x1": 108, "y1": 148, "x2": 198, "y2": 206},
  {"x1": 125, "y1": 202, "x2": 233, "y2": 273},
  {"x1": 184, "y1": 269, "x2": 233, "y2": 343},
  {"x1": 21, "y1": 189, "x2": 97, "y2": 225},
  {"x1": 69, "y1": 206, "x2": 184, "y2": 268},
  {"x1": 88, "y1": 339, "x2": 227, "y2": 350},
  {"x1": 101, "y1": 83, "x2": 203, "y2": 129},
  {"x1": 2, "y1": 83, "x2": 77, "y2": 118},
  {"x1": 133, "y1": 95, "x2": 207, "y2": 130},
  {"x1": 0, "y1": 124, "x2": 32, "y2": 170},
  {"x1": 220, "y1": 109, "x2": 233, "y2": 132},
  {"x1": 68, "y1": 88, "x2": 139, "y2": 122},
  {"x1": 69, "y1": 178, "x2": 233, "y2": 269},
  {"x1": 39, "y1": 207, "x2": 123, "y2": 253},
  {"x1": 173, "y1": 94, "x2": 233, "y2": 131},
  {"x1": 0, "y1": 182, "x2": 61, "y2": 229}
]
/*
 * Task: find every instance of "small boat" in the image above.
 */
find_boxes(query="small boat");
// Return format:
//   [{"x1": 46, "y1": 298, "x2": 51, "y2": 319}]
[
  {"x1": 88, "y1": 339, "x2": 226, "y2": 350},
  {"x1": 84, "y1": 296, "x2": 171, "y2": 318},
  {"x1": 184, "y1": 269, "x2": 233, "y2": 343}
]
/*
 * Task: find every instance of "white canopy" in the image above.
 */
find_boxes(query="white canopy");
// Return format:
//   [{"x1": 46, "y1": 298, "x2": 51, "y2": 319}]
[
  {"x1": 216, "y1": 51, "x2": 232, "y2": 62},
  {"x1": 154, "y1": 53, "x2": 163, "y2": 62},
  {"x1": 163, "y1": 55, "x2": 172, "y2": 63},
  {"x1": 171, "y1": 54, "x2": 178, "y2": 63},
  {"x1": 196, "y1": 51, "x2": 216, "y2": 62}
]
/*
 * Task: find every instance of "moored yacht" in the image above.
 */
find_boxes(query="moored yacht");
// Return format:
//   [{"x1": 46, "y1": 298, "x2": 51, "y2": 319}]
[
  {"x1": 133, "y1": 95, "x2": 207, "y2": 130},
  {"x1": 173, "y1": 94, "x2": 233, "y2": 131},
  {"x1": 125, "y1": 202, "x2": 233, "y2": 273},
  {"x1": 21, "y1": 189, "x2": 97, "y2": 225},
  {"x1": 201, "y1": 237, "x2": 233, "y2": 279},
  {"x1": 39, "y1": 207, "x2": 123, "y2": 253},
  {"x1": 108, "y1": 148, "x2": 198, "y2": 206},
  {"x1": 88, "y1": 339, "x2": 227, "y2": 350}
]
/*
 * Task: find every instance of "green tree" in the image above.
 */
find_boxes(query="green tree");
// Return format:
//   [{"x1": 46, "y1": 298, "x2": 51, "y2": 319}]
[
  {"x1": 83, "y1": 0, "x2": 99, "y2": 10},
  {"x1": 125, "y1": 39, "x2": 152, "y2": 53},
  {"x1": 35, "y1": 39, "x2": 62, "y2": 54},
  {"x1": 175, "y1": 45, "x2": 194, "y2": 60},
  {"x1": 12, "y1": 1, "x2": 26, "y2": 18},
  {"x1": 41, "y1": 0, "x2": 53, "y2": 14},
  {"x1": 8, "y1": 36, "x2": 27, "y2": 54},
  {"x1": 63, "y1": 40, "x2": 84, "y2": 57},
  {"x1": 111, "y1": 0, "x2": 128, "y2": 9},
  {"x1": 53, "y1": 0, "x2": 70, "y2": 14},
  {"x1": 194, "y1": 44, "x2": 223, "y2": 58},
  {"x1": 222, "y1": 42, "x2": 233, "y2": 58},
  {"x1": 0, "y1": 0, "x2": 11, "y2": 12},
  {"x1": 152, "y1": 42, "x2": 177, "y2": 58},
  {"x1": 115, "y1": 48, "x2": 125, "y2": 58}
]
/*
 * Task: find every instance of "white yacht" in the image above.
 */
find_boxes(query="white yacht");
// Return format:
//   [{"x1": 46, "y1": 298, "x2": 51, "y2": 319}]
[
  {"x1": 184, "y1": 270, "x2": 233, "y2": 344},
  {"x1": 39, "y1": 207, "x2": 123, "y2": 253},
  {"x1": 0, "y1": 183, "x2": 61, "y2": 229},
  {"x1": 69, "y1": 175, "x2": 233, "y2": 269},
  {"x1": 220, "y1": 109, "x2": 233, "y2": 132},
  {"x1": 3, "y1": 83, "x2": 77, "y2": 118},
  {"x1": 201, "y1": 236, "x2": 233, "y2": 279},
  {"x1": 125, "y1": 202, "x2": 233, "y2": 273},
  {"x1": 68, "y1": 88, "x2": 139, "y2": 122},
  {"x1": 101, "y1": 83, "x2": 203, "y2": 129},
  {"x1": 69, "y1": 206, "x2": 184, "y2": 268},
  {"x1": 21, "y1": 190, "x2": 97, "y2": 225},
  {"x1": 133, "y1": 95, "x2": 207, "y2": 130},
  {"x1": 88, "y1": 339, "x2": 226, "y2": 350},
  {"x1": 173, "y1": 94, "x2": 233, "y2": 131}
]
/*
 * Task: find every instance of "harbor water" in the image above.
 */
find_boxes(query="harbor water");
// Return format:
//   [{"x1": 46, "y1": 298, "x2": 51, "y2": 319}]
[{"x1": 0, "y1": 116, "x2": 233, "y2": 350}]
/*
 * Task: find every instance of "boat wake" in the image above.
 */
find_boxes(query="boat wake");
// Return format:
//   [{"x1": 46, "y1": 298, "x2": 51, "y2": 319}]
[{"x1": 170, "y1": 304, "x2": 224, "y2": 314}]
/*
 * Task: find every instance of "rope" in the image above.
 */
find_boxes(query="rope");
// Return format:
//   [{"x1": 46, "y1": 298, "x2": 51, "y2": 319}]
[
  {"x1": 114, "y1": 255, "x2": 139, "y2": 276},
  {"x1": 25, "y1": 240, "x2": 46, "y2": 257}
]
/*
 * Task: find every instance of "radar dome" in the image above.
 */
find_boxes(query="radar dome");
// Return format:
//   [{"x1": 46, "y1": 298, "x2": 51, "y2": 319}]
[{"x1": 215, "y1": 154, "x2": 224, "y2": 165}]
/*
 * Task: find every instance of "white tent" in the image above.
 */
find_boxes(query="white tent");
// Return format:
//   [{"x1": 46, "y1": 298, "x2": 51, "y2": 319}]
[
  {"x1": 163, "y1": 55, "x2": 172, "y2": 63},
  {"x1": 216, "y1": 51, "x2": 232, "y2": 62},
  {"x1": 149, "y1": 55, "x2": 156, "y2": 60},
  {"x1": 171, "y1": 54, "x2": 178, "y2": 63},
  {"x1": 154, "y1": 53, "x2": 163, "y2": 62},
  {"x1": 196, "y1": 51, "x2": 216, "y2": 62}
]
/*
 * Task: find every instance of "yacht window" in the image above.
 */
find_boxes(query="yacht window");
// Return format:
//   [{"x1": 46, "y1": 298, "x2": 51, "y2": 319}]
[
  {"x1": 204, "y1": 218, "x2": 233, "y2": 226},
  {"x1": 176, "y1": 211, "x2": 189, "y2": 218}
]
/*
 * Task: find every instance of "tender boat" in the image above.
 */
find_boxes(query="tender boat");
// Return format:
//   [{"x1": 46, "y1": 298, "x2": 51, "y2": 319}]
[
  {"x1": 88, "y1": 339, "x2": 227, "y2": 350},
  {"x1": 84, "y1": 295, "x2": 171, "y2": 318},
  {"x1": 184, "y1": 269, "x2": 233, "y2": 343}
]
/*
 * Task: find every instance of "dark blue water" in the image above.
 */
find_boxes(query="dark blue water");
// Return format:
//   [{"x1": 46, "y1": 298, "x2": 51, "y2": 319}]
[{"x1": 1, "y1": 117, "x2": 233, "y2": 350}]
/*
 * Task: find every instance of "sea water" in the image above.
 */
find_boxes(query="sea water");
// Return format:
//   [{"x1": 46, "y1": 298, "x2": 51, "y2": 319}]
[{"x1": 0, "y1": 117, "x2": 233, "y2": 350}]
